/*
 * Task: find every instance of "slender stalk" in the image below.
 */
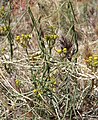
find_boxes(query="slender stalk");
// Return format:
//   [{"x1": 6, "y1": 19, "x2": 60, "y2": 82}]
[{"x1": 7, "y1": 1, "x2": 13, "y2": 60}]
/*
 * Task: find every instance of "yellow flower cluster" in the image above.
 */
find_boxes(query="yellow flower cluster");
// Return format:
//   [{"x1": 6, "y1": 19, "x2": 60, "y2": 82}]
[
  {"x1": 85, "y1": 55, "x2": 98, "y2": 67},
  {"x1": 0, "y1": 26, "x2": 9, "y2": 35},
  {"x1": 45, "y1": 34, "x2": 58, "y2": 41},
  {"x1": 56, "y1": 48, "x2": 67, "y2": 54},
  {"x1": 0, "y1": 6, "x2": 5, "y2": 18},
  {"x1": 16, "y1": 34, "x2": 32, "y2": 48},
  {"x1": 33, "y1": 89, "x2": 43, "y2": 96}
]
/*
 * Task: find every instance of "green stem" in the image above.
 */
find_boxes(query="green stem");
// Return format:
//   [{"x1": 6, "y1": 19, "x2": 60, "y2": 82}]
[
  {"x1": 7, "y1": 1, "x2": 13, "y2": 60},
  {"x1": 28, "y1": 6, "x2": 45, "y2": 53}
]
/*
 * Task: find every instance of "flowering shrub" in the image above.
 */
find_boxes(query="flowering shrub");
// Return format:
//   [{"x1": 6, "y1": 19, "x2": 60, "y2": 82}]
[{"x1": 0, "y1": 0, "x2": 98, "y2": 120}]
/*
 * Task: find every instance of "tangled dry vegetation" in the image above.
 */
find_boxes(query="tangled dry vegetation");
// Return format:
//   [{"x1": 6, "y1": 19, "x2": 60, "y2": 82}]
[{"x1": 0, "y1": 0, "x2": 98, "y2": 120}]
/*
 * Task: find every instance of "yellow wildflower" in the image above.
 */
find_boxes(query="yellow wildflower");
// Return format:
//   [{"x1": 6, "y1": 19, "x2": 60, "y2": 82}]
[
  {"x1": 53, "y1": 35, "x2": 58, "y2": 39},
  {"x1": 89, "y1": 56, "x2": 93, "y2": 62},
  {"x1": 4, "y1": 26, "x2": 7, "y2": 31},
  {"x1": 16, "y1": 36, "x2": 20, "y2": 41},
  {"x1": 33, "y1": 89, "x2": 38, "y2": 94},
  {"x1": 21, "y1": 34, "x2": 25, "y2": 38},
  {"x1": 53, "y1": 81, "x2": 56, "y2": 85},
  {"x1": 93, "y1": 61, "x2": 98, "y2": 66},
  {"x1": 26, "y1": 34, "x2": 32, "y2": 39},
  {"x1": 57, "y1": 49, "x2": 62, "y2": 54},
  {"x1": 93, "y1": 56, "x2": 98, "y2": 61},
  {"x1": 63, "y1": 48, "x2": 67, "y2": 54},
  {"x1": 15, "y1": 79, "x2": 21, "y2": 87}
]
